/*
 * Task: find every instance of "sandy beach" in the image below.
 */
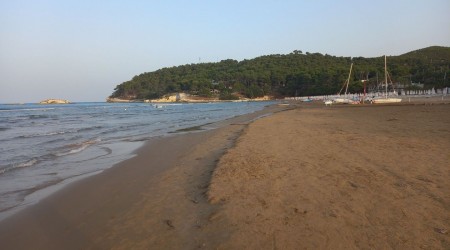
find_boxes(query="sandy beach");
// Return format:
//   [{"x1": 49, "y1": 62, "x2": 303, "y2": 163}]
[{"x1": 1, "y1": 100, "x2": 449, "y2": 249}]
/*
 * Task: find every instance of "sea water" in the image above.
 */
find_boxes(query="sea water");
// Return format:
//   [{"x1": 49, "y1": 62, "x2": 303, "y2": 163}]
[{"x1": 0, "y1": 101, "x2": 273, "y2": 219}]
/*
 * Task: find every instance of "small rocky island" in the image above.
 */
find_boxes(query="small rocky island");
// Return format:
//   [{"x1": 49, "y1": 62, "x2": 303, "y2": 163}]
[{"x1": 39, "y1": 99, "x2": 71, "y2": 104}]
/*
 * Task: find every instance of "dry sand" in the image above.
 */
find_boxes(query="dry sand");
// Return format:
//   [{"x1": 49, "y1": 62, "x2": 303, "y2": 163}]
[
  {"x1": 0, "y1": 101, "x2": 449, "y2": 249},
  {"x1": 208, "y1": 102, "x2": 450, "y2": 249}
]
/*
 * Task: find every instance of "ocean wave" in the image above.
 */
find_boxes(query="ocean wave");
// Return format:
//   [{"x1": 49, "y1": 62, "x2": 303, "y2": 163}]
[
  {"x1": 0, "y1": 108, "x2": 55, "y2": 112},
  {"x1": 15, "y1": 126, "x2": 104, "y2": 139},
  {"x1": 37, "y1": 138, "x2": 66, "y2": 145},
  {"x1": 78, "y1": 126, "x2": 103, "y2": 132},
  {"x1": 0, "y1": 127, "x2": 11, "y2": 131},
  {"x1": 0, "y1": 159, "x2": 39, "y2": 175},
  {"x1": 28, "y1": 114, "x2": 55, "y2": 120},
  {"x1": 16, "y1": 130, "x2": 75, "y2": 139},
  {"x1": 54, "y1": 138, "x2": 101, "y2": 157},
  {"x1": 17, "y1": 159, "x2": 38, "y2": 168},
  {"x1": 207, "y1": 109, "x2": 225, "y2": 112},
  {"x1": 0, "y1": 137, "x2": 101, "y2": 175},
  {"x1": 99, "y1": 128, "x2": 119, "y2": 135}
]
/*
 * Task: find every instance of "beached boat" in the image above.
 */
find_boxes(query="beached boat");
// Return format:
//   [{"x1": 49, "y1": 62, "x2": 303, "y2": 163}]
[
  {"x1": 372, "y1": 56, "x2": 402, "y2": 104},
  {"x1": 333, "y1": 63, "x2": 355, "y2": 104},
  {"x1": 372, "y1": 98, "x2": 402, "y2": 104},
  {"x1": 333, "y1": 98, "x2": 354, "y2": 104},
  {"x1": 324, "y1": 100, "x2": 333, "y2": 106}
]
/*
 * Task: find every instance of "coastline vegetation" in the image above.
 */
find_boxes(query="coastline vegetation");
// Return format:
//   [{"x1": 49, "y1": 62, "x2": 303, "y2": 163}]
[{"x1": 110, "y1": 46, "x2": 450, "y2": 100}]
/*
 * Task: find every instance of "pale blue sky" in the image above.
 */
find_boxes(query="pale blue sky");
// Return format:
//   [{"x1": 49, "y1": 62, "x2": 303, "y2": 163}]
[{"x1": 1, "y1": 0, "x2": 449, "y2": 103}]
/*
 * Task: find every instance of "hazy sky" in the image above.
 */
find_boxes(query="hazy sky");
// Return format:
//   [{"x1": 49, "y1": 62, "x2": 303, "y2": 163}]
[{"x1": 1, "y1": 0, "x2": 449, "y2": 103}]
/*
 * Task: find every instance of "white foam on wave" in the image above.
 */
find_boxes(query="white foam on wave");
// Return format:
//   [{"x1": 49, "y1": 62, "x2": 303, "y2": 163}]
[
  {"x1": 0, "y1": 159, "x2": 39, "y2": 175},
  {"x1": 0, "y1": 138, "x2": 101, "y2": 176},
  {"x1": 16, "y1": 159, "x2": 38, "y2": 168},
  {"x1": 55, "y1": 138, "x2": 101, "y2": 157}
]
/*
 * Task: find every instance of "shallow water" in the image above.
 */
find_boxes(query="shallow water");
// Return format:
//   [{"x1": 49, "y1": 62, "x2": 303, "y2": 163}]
[{"x1": 0, "y1": 101, "x2": 273, "y2": 219}]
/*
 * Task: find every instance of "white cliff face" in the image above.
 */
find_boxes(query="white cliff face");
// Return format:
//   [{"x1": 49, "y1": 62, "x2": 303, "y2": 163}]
[{"x1": 39, "y1": 99, "x2": 70, "y2": 104}]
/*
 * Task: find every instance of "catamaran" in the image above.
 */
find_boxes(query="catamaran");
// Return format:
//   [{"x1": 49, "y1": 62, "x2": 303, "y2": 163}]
[{"x1": 372, "y1": 56, "x2": 402, "y2": 104}]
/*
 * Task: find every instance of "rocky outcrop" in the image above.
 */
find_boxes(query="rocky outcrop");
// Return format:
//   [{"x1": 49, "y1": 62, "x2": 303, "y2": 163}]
[
  {"x1": 106, "y1": 97, "x2": 131, "y2": 103},
  {"x1": 39, "y1": 99, "x2": 70, "y2": 104},
  {"x1": 145, "y1": 93, "x2": 188, "y2": 103}
]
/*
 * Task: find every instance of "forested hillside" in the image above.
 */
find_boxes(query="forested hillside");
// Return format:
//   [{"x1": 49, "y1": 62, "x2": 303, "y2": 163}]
[{"x1": 109, "y1": 46, "x2": 450, "y2": 100}]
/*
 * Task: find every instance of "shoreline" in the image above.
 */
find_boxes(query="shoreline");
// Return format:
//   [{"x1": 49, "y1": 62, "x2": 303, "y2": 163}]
[
  {"x1": 0, "y1": 103, "x2": 288, "y2": 249},
  {"x1": 0, "y1": 101, "x2": 277, "y2": 221},
  {"x1": 1, "y1": 101, "x2": 448, "y2": 249}
]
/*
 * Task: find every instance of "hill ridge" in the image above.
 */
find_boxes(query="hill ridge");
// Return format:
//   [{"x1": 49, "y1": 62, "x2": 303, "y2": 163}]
[{"x1": 110, "y1": 46, "x2": 450, "y2": 100}]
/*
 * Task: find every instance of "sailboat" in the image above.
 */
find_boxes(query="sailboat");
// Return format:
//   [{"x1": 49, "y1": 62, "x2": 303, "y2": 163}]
[
  {"x1": 372, "y1": 56, "x2": 402, "y2": 104},
  {"x1": 332, "y1": 63, "x2": 359, "y2": 104}
]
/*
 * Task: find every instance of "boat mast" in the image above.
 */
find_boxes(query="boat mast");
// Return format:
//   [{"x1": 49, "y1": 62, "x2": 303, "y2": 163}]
[
  {"x1": 344, "y1": 63, "x2": 353, "y2": 96},
  {"x1": 384, "y1": 55, "x2": 388, "y2": 98}
]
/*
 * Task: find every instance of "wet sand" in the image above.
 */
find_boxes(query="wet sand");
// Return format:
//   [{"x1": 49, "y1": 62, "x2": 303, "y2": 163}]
[{"x1": 0, "y1": 101, "x2": 449, "y2": 249}]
